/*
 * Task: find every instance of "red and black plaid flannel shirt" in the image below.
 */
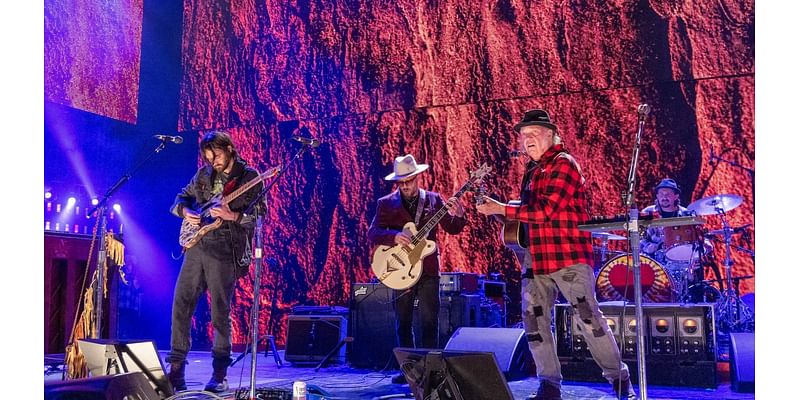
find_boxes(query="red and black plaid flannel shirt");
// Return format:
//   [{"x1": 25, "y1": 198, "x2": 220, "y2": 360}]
[{"x1": 504, "y1": 144, "x2": 593, "y2": 275}]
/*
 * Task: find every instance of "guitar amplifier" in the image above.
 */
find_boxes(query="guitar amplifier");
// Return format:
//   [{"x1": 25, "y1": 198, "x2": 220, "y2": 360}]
[
  {"x1": 349, "y1": 282, "x2": 398, "y2": 369},
  {"x1": 440, "y1": 272, "x2": 479, "y2": 294},
  {"x1": 284, "y1": 315, "x2": 347, "y2": 364}
]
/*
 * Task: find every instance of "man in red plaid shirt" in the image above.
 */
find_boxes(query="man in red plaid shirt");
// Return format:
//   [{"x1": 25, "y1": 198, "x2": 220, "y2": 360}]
[{"x1": 477, "y1": 109, "x2": 636, "y2": 400}]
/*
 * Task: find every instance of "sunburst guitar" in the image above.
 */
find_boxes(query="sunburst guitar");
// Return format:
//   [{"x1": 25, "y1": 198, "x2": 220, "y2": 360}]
[
  {"x1": 371, "y1": 164, "x2": 491, "y2": 290},
  {"x1": 178, "y1": 166, "x2": 280, "y2": 249}
]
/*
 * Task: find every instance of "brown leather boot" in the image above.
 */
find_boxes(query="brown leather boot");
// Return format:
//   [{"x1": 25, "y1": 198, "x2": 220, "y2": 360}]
[{"x1": 167, "y1": 361, "x2": 187, "y2": 392}]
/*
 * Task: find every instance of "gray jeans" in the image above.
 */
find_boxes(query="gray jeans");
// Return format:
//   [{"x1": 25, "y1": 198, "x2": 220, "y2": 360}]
[
  {"x1": 166, "y1": 229, "x2": 238, "y2": 365},
  {"x1": 521, "y1": 254, "x2": 629, "y2": 387}
]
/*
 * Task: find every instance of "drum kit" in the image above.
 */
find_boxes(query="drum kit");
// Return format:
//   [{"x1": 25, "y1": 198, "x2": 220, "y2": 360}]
[{"x1": 591, "y1": 193, "x2": 754, "y2": 333}]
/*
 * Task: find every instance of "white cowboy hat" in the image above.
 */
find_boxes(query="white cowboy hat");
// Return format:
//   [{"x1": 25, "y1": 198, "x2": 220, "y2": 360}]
[{"x1": 384, "y1": 154, "x2": 429, "y2": 181}]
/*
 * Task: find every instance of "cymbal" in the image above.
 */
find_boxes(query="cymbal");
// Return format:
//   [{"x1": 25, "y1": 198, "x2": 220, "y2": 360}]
[
  {"x1": 687, "y1": 194, "x2": 743, "y2": 216},
  {"x1": 592, "y1": 232, "x2": 626, "y2": 240}
]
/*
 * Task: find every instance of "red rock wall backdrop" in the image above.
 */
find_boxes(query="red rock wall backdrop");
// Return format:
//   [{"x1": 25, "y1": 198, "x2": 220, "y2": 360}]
[
  {"x1": 44, "y1": 0, "x2": 144, "y2": 124},
  {"x1": 178, "y1": 0, "x2": 754, "y2": 346}
]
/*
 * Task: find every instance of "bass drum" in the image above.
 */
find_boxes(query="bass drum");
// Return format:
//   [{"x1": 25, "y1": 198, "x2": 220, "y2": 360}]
[{"x1": 596, "y1": 254, "x2": 675, "y2": 303}]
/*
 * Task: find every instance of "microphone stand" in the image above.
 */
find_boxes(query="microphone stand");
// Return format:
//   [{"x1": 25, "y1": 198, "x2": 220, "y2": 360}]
[
  {"x1": 622, "y1": 104, "x2": 650, "y2": 400},
  {"x1": 86, "y1": 139, "x2": 171, "y2": 338},
  {"x1": 240, "y1": 142, "x2": 314, "y2": 400},
  {"x1": 709, "y1": 145, "x2": 755, "y2": 202}
]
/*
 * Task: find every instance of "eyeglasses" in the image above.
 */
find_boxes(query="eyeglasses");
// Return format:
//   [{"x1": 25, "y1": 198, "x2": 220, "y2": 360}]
[{"x1": 397, "y1": 176, "x2": 418, "y2": 186}]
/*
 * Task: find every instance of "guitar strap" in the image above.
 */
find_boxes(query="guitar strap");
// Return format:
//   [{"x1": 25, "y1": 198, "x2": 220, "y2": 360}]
[{"x1": 414, "y1": 189, "x2": 427, "y2": 226}]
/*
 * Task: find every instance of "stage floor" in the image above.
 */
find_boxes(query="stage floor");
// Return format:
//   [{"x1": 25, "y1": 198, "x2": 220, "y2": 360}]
[{"x1": 44, "y1": 350, "x2": 755, "y2": 399}]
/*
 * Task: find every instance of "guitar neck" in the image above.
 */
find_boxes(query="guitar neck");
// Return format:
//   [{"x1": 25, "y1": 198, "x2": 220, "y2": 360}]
[
  {"x1": 412, "y1": 182, "x2": 471, "y2": 243},
  {"x1": 221, "y1": 167, "x2": 279, "y2": 205}
]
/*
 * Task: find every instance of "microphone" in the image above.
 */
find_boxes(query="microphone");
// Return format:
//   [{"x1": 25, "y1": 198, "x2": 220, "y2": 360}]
[
  {"x1": 154, "y1": 134, "x2": 183, "y2": 144},
  {"x1": 292, "y1": 135, "x2": 321, "y2": 148},
  {"x1": 637, "y1": 104, "x2": 651, "y2": 116}
]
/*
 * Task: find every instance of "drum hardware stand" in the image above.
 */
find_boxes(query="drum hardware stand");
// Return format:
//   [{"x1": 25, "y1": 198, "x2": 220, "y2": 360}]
[
  {"x1": 239, "y1": 140, "x2": 316, "y2": 399},
  {"x1": 675, "y1": 242, "x2": 704, "y2": 303},
  {"x1": 712, "y1": 209, "x2": 754, "y2": 334},
  {"x1": 619, "y1": 104, "x2": 651, "y2": 400}
]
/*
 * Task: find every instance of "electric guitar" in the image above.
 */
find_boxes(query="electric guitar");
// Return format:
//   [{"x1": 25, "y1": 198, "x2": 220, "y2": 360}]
[
  {"x1": 371, "y1": 164, "x2": 491, "y2": 290},
  {"x1": 178, "y1": 166, "x2": 280, "y2": 249}
]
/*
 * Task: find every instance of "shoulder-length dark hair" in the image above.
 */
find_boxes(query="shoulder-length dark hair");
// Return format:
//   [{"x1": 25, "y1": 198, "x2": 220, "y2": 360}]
[{"x1": 199, "y1": 131, "x2": 240, "y2": 164}]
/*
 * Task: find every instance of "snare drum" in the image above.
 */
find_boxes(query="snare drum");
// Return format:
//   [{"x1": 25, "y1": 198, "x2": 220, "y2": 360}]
[
  {"x1": 663, "y1": 225, "x2": 710, "y2": 262},
  {"x1": 596, "y1": 254, "x2": 674, "y2": 303}
]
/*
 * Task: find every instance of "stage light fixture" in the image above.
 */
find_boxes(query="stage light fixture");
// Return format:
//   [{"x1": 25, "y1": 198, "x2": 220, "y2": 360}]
[
  {"x1": 605, "y1": 318, "x2": 617, "y2": 333},
  {"x1": 682, "y1": 319, "x2": 698, "y2": 334},
  {"x1": 655, "y1": 319, "x2": 670, "y2": 333},
  {"x1": 113, "y1": 203, "x2": 121, "y2": 213},
  {"x1": 627, "y1": 318, "x2": 637, "y2": 333},
  {"x1": 67, "y1": 197, "x2": 77, "y2": 207},
  {"x1": 649, "y1": 315, "x2": 675, "y2": 356},
  {"x1": 92, "y1": 198, "x2": 99, "y2": 206},
  {"x1": 45, "y1": 191, "x2": 52, "y2": 199}
]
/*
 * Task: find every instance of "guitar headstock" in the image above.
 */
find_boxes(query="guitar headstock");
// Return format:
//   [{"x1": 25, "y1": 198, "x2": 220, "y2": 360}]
[
  {"x1": 466, "y1": 163, "x2": 492, "y2": 203},
  {"x1": 469, "y1": 163, "x2": 492, "y2": 183},
  {"x1": 262, "y1": 166, "x2": 281, "y2": 179}
]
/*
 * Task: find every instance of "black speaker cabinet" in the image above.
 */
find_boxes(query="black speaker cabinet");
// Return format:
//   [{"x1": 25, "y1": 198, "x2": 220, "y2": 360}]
[
  {"x1": 45, "y1": 372, "x2": 159, "y2": 400},
  {"x1": 414, "y1": 293, "x2": 483, "y2": 347},
  {"x1": 729, "y1": 332, "x2": 755, "y2": 393},
  {"x1": 349, "y1": 282, "x2": 398, "y2": 369},
  {"x1": 444, "y1": 327, "x2": 533, "y2": 381},
  {"x1": 76, "y1": 339, "x2": 172, "y2": 398},
  {"x1": 284, "y1": 315, "x2": 347, "y2": 364}
]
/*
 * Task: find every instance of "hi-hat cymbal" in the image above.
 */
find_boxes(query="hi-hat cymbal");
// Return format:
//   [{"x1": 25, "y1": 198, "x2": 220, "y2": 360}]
[
  {"x1": 687, "y1": 194, "x2": 743, "y2": 216},
  {"x1": 592, "y1": 232, "x2": 626, "y2": 240}
]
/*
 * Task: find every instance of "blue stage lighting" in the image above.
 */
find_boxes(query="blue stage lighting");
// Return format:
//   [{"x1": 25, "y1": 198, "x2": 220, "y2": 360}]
[
  {"x1": 45, "y1": 191, "x2": 52, "y2": 199},
  {"x1": 92, "y1": 198, "x2": 99, "y2": 206},
  {"x1": 67, "y1": 197, "x2": 77, "y2": 207},
  {"x1": 113, "y1": 203, "x2": 121, "y2": 213}
]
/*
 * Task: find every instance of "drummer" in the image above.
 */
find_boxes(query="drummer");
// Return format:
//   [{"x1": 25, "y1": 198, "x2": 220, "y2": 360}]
[{"x1": 640, "y1": 178, "x2": 691, "y2": 259}]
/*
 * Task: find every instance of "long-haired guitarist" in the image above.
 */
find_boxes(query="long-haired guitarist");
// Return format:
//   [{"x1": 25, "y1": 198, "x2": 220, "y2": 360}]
[
  {"x1": 367, "y1": 154, "x2": 466, "y2": 381},
  {"x1": 476, "y1": 110, "x2": 636, "y2": 400},
  {"x1": 166, "y1": 131, "x2": 263, "y2": 393}
]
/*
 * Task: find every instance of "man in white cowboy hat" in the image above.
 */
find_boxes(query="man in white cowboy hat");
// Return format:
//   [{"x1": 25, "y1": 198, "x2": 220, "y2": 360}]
[{"x1": 367, "y1": 154, "x2": 467, "y2": 382}]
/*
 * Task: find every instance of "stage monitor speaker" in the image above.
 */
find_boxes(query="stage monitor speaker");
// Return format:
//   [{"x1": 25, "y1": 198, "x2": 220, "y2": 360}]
[
  {"x1": 729, "y1": 332, "x2": 755, "y2": 393},
  {"x1": 77, "y1": 339, "x2": 172, "y2": 398},
  {"x1": 394, "y1": 348, "x2": 514, "y2": 400},
  {"x1": 444, "y1": 327, "x2": 533, "y2": 381},
  {"x1": 349, "y1": 282, "x2": 398, "y2": 369},
  {"x1": 45, "y1": 372, "x2": 159, "y2": 400},
  {"x1": 285, "y1": 314, "x2": 347, "y2": 364}
]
